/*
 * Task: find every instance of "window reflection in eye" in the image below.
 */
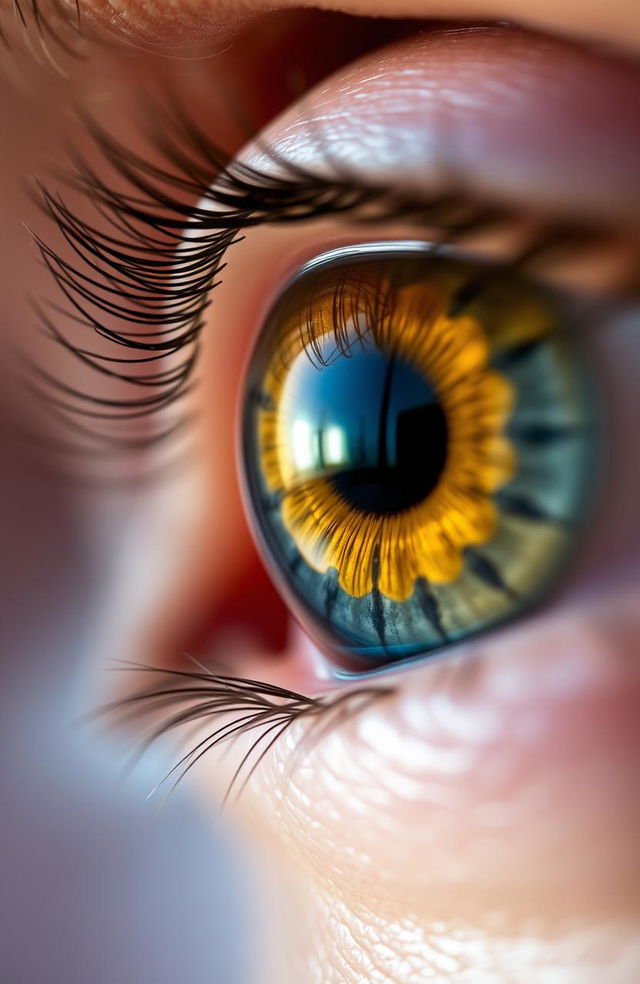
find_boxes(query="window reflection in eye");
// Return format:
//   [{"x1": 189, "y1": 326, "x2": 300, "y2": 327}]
[{"x1": 241, "y1": 243, "x2": 596, "y2": 673}]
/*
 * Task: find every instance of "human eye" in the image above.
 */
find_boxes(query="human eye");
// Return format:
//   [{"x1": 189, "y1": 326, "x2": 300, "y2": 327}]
[
  {"x1": 35, "y1": 20, "x2": 639, "y2": 689},
  {"x1": 16, "y1": 7, "x2": 640, "y2": 980}
]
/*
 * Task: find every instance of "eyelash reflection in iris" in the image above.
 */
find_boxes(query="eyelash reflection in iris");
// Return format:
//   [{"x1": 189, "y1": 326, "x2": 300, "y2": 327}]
[{"x1": 242, "y1": 243, "x2": 596, "y2": 674}]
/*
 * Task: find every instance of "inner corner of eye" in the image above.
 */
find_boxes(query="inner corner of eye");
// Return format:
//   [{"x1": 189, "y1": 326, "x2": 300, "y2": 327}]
[{"x1": 238, "y1": 242, "x2": 597, "y2": 676}]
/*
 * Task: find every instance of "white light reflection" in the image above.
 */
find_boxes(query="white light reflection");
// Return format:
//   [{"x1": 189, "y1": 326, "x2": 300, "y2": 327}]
[
  {"x1": 324, "y1": 425, "x2": 346, "y2": 466},
  {"x1": 291, "y1": 419, "x2": 315, "y2": 471}
]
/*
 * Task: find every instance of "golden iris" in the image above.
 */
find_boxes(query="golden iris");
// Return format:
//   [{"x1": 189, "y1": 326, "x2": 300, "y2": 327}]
[{"x1": 242, "y1": 245, "x2": 594, "y2": 672}]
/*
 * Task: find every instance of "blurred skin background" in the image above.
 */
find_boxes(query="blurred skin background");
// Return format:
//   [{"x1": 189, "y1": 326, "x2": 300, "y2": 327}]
[{"x1": 0, "y1": 2, "x2": 639, "y2": 983}]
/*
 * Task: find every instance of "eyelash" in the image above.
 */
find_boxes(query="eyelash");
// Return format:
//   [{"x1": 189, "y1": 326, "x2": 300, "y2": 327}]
[
  {"x1": 102, "y1": 663, "x2": 392, "y2": 807},
  {"x1": 29, "y1": 102, "x2": 624, "y2": 467}
]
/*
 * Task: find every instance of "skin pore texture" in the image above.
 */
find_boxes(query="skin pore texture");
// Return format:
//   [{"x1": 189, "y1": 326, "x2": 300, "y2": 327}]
[{"x1": 78, "y1": 14, "x2": 640, "y2": 984}]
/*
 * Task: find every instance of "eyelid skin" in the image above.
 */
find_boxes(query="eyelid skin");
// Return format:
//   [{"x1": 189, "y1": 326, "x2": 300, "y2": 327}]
[{"x1": 242, "y1": 25, "x2": 640, "y2": 228}]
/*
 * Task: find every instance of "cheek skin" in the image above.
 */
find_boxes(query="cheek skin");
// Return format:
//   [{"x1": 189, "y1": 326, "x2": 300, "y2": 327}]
[
  {"x1": 192, "y1": 597, "x2": 640, "y2": 982},
  {"x1": 255, "y1": 597, "x2": 640, "y2": 921},
  {"x1": 219, "y1": 624, "x2": 639, "y2": 983}
]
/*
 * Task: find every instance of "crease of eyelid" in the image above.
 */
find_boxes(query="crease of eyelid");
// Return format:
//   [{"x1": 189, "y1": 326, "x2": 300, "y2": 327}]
[
  {"x1": 48, "y1": 0, "x2": 640, "y2": 55},
  {"x1": 27, "y1": 91, "x2": 639, "y2": 481}
]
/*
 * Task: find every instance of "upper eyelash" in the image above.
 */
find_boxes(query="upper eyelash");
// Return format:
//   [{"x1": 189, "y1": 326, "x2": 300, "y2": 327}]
[
  {"x1": 99, "y1": 663, "x2": 393, "y2": 808},
  {"x1": 29, "y1": 102, "x2": 627, "y2": 470}
]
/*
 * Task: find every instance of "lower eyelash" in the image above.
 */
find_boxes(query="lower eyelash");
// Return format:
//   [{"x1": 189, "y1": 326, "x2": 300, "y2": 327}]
[
  {"x1": 29, "y1": 101, "x2": 620, "y2": 473},
  {"x1": 101, "y1": 663, "x2": 393, "y2": 807}
]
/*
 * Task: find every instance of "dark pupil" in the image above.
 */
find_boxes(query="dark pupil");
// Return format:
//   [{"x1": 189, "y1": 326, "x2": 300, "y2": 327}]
[{"x1": 291, "y1": 340, "x2": 448, "y2": 514}]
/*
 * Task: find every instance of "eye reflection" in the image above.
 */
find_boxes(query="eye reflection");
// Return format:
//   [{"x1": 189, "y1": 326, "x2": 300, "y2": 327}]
[
  {"x1": 242, "y1": 243, "x2": 596, "y2": 674},
  {"x1": 283, "y1": 340, "x2": 449, "y2": 513}
]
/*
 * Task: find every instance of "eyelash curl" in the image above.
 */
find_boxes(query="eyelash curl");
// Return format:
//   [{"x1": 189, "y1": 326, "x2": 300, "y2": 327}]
[
  {"x1": 29, "y1": 99, "x2": 622, "y2": 472},
  {"x1": 101, "y1": 663, "x2": 393, "y2": 807}
]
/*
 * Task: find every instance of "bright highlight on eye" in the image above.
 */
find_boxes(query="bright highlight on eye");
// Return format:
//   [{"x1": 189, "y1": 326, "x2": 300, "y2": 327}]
[{"x1": 242, "y1": 244, "x2": 595, "y2": 673}]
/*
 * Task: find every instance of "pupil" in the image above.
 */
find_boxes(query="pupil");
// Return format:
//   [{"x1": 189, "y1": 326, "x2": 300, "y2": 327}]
[{"x1": 285, "y1": 339, "x2": 448, "y2": 515}]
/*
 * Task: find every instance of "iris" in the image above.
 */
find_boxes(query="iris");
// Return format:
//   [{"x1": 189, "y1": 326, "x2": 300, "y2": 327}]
[{"x1": 242, "y1": 244, "x2": 595, "y2": 673}]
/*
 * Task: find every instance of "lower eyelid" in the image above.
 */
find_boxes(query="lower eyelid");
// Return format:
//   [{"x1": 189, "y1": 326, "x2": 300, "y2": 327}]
[{"x1": 214, "y1": 589, "x2": 640, "y2": 923}]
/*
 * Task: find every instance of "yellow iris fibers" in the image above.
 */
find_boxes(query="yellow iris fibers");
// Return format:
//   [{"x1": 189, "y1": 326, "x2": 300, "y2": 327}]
[{"x1": 258, "y1": 276, "x2": 516, "y2": 602}]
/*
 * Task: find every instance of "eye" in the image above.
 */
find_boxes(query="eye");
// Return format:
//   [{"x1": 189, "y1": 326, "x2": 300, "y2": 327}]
[{"x1": 241, "y1": 242, "x2": 596, "y2": 674}]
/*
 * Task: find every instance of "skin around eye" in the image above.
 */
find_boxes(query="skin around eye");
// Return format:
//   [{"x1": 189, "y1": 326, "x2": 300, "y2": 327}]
[
  {"x1": 242, "y1": 244, "x2": 595, "y2": 673},
  {"x1": 2, "y1": 0, "x2": 640, "y2": 981},
  {"x1": 94, "y1": 19, "x2": 640, "y2": 984}
]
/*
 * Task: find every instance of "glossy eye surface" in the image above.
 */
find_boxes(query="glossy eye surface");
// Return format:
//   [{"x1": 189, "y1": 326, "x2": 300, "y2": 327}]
[{"x1": 241, "y1": 244, "x2": 596, "y2": 673}]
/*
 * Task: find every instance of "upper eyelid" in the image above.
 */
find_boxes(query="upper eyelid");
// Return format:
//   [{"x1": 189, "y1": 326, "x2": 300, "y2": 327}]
[
  {"x1": 246, "y1": 26, "x2": 640, "y2": 229},
  {"x1": 28, "y1": 82, "x2": 637, "y2": 474}
]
